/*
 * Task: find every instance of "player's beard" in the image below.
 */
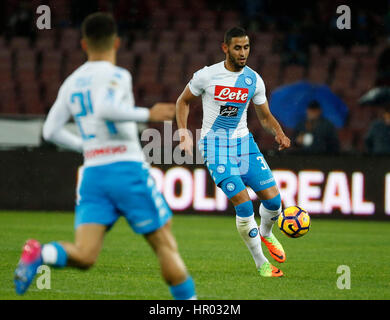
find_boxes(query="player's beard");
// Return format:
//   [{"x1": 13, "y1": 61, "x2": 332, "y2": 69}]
[{"x1": 228, "y1": 51, "x2": 246, "y2": 71}]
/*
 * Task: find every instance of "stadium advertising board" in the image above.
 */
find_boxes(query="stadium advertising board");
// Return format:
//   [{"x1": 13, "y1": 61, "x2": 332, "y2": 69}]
[
  {"x1": 151, "y1": 155, "x2": 389, "y2": 219},
  {"x1": 0, "y1": 151, "x2": 389, "y2": 219}
]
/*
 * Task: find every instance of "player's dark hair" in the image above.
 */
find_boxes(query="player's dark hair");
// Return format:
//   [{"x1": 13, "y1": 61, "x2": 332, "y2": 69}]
[
  {"x1": 81, "y1": 12, "x2": 117, "y2": 51},
  {"x1": 224, "y1": 27, "x2": 248, "y2": 45}
]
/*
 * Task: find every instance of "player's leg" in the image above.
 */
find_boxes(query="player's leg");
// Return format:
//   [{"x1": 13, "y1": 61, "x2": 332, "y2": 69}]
[
  {"x1": 243, "y1": 154, "x2": 285, "y2": 263},
  {"x1": 144, "y1": 219, "x2": 196, "y2": 300},
  {"x1": 219, "y1": 176, "x2": 282, "y2": 277},
  {"x1": 58, "y1": 165, "x2": 118, "y2": 269},
  {"x1": 202, "y1": 138, "x2": 282, "y2": 277},
  {"x1": 14, "y1": 224, "x2": 107, "y2": 295},
  {"x1": 52, "y1": 224, "x2": 106, "y2": 269},
  {"x1": 256, "y1": 185, "x2": 282, "y2": 237},
  {"x1": 14, "y1": 165, "x2": 118, "y2": 295},
  {"x1": 203, "y1": 152, "x2": 267, "y2": 270},
  {"x1": 111, "y1": 162, "x2": 196, "y2": 299},
  {"x1": 228, "y1": 183, "x2": 267, "y2": 269},
  {"x1": 256, "y1": 186, "x2": 286, "y2": 263},
  {"x1": 38, "y1": 223, "x2": 106, "y2": 270},
  {"x1": 241, "y1": 137, "x2": 285, "y2": 263}
]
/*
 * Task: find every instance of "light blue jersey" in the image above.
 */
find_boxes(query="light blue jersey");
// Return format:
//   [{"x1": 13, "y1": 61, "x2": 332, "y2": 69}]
[
  {"x1": 188, "y1": 62, "x2": 276, "y2": 198},
  {"x1": 43, "y1": 61, "x2": 172, "y2": 233}
]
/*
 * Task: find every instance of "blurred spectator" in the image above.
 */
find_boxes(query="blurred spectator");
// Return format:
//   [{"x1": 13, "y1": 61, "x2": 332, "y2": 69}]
[
  {"x1": 0, "y1": 0, "x2": 6, "y2": 36},
  {"x1": 384, "y1": 9, "x2": 390, "y2": 36},
  {"x1": 281, "y1": 25, "x2": 308, "y2": 67},
  {"x1": 239, "y1": 0, "x2": 266, "y2": 31},
  {"x1": 364, "y1": 108, "x2": 390, "y2": 155},
  {"x1": 113, "y1": 0, "x2": 150, "y2": 34},
  {"x1": 5, "y1": 1, "x2": 34, "y2": 39},
  {"x1": 354, "y1": 9, "x2": 372, "y2": 45},
  {"x1": 376, "y1": 39, "x2": 390, "y2": 86},
  {"x1": 292, "y1": 100, "x2": 340, "y2": 154},
  {"x1": 71, "y1": 0, "x2": 99, "y2": 26},
  {"x1": 300, "y1": 10, "x2": 324, "y2": 51}
]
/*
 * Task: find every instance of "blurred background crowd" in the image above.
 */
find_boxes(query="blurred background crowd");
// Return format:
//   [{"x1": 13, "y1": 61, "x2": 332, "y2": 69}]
[{"x1": 0, "y1": 0, "x2": 389, "y2": 155}]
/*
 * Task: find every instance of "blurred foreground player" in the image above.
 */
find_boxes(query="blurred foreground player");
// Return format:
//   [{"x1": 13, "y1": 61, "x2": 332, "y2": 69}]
[
  {"x1": 176, "y1": 27, "x2": 290, "y2": 277},
  {"x1": 14, "y1": 12, "x2": 196, "y2": 300}
]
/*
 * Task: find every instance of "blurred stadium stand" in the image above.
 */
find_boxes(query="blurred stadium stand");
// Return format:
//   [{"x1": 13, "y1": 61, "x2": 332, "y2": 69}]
[{"x1": 0, "y1": 0, "x2": 388, "y2": 153}]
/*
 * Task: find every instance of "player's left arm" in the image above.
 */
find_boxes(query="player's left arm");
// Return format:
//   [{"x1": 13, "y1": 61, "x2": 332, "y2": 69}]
[
  {"x1": 253, "y1": 101, "x2": 291, "y2": 151},
  {"x1": 42, "y1": 85, "x2": 83, "y2": 152},
  {"x1": 252, "y1": 73, "x2": 290, "y2": 151}
]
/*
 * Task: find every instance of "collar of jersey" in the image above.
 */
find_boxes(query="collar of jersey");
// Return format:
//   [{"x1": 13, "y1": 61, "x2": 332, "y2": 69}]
[{"x1": 221, "y1": 61, "x2": 245, "y2": 74}]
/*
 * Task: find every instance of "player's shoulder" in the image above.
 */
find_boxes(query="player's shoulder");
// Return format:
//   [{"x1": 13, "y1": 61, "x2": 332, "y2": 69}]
[
  {"x1": 60, "y1": 62, "x2": 132, "y2": 95},
  {"x1": 86, "y1": 63, "x2": 132, "y2": 85},
  {"x1": 193, "y1": 61, "x2": 223, "y2": 79},
  {"x1": 94, "y1": 63, "x2": 132, "y2": 83},
  {"x1": 193, "y1": 65, "x2": 209, "y2": 78},
  {"x1": 111, "y1": 65, "x2": 132, "y2": 81},
  {"x1": 244, "y1": 65, "x2": 265, "y2": 88},
  {"x1": 244, "y1": 65, "x2": 262, "y2": 79}
]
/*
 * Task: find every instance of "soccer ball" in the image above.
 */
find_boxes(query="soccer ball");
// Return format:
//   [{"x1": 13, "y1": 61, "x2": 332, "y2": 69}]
[{"x1": 278, "y1": 206, "x2": 311, "y2": 238}]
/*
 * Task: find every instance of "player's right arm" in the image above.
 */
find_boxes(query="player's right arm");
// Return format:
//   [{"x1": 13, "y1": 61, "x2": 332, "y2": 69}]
[
  {"x1": 42, "y1": 85, "x2": 83, "y2": 152},
  {"x1": 176, "y1": 67, "x2": 206, "y2": 155},
  {"x1": 176, "y1": 84, "x2": 198, "y2": 156},
  {"x1": 95, "y1": 96, "x2": 175, "y2": 123}
]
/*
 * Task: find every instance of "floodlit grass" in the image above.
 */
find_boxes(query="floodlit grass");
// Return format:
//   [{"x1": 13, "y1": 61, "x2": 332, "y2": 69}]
[{"x1": 1, "y1": 211, "x2": 389, "y2": 300}]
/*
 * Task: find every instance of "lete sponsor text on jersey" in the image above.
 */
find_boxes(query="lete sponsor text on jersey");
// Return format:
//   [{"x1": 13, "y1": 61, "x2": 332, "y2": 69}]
[{"x1": 214, "y1": 85, "x2": 249, "y2": 103}]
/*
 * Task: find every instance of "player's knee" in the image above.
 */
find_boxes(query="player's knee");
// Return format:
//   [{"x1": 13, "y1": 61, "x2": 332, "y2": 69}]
[
  {"x1": 234, "y1": 200, "x2": 254, "y2": 218},
  {"x1": 79, "y1": 258, "x2": 96, "y2": 270},
  {"x1": 262, "y1": 194, "x2": 281, "y2": 211},
  {"x1": 78, "y1": 250, "x2": 98, "y2": 270},
  {"x1": 147, "y1": 223, "x2": 178, "y2": 253},
  {"x1": 219, "y1": 177, "x2": 247, "y2": 202}
]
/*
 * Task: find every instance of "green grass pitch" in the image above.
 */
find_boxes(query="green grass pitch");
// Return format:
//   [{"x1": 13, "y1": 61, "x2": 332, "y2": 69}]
[{"x1": 0, "y1": 211, "x2": 389, "y2": 300}]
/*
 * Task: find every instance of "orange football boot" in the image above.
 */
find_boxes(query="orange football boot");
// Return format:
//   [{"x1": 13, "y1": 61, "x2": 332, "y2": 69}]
[
  {"x1": 258, "y1": 261, "x2": 284, "y2": 277},
  {"x1": 261, "y1": 233, "x2": 286, "y2": 263}
]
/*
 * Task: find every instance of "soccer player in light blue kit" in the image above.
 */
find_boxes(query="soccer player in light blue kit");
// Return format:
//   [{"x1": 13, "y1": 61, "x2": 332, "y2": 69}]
[
  {"x1": 176, "y1": 27, "x2": 291, "y2": 277},
  {"x1": 14, "y1": 12, "x2": 196, "y2": 299}
]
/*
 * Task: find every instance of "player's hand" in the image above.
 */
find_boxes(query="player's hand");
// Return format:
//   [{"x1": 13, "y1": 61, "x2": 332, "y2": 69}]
[
  {"x1": 178, "y1": 129, "x2": 193, "y2": 156},
  {"x1": 275, "y1": 132, "x2": 291, "y2": 151},
  {"x1": 149, "y1": 103, "x2": 175, "y2": 122}
]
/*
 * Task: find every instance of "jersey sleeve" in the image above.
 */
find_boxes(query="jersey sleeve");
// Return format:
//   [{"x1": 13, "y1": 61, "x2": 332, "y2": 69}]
[
  {"x1": 251, "y1": 73, "x2": 267, "y2": 105},
  {"x1": 188, "y1": 67, "x2": 208, "y2": 96},
  {"x1": 94, "y1": 70, "x2": 150, "y2": 122},
  {"x1": 42, "y1": 83, "x2": 83, "y2": 152}
]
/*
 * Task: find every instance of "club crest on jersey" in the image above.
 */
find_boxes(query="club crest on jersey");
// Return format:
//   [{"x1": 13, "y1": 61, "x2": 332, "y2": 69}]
[
  {"x1": 214, "y1": 85, "x2": 249, "y2": 103},
  {"x1": 216, "y1": 165, "x2": 226, "y2": 173},
  {"x1": 245, "y1": 77, "x2": 253, "y2": 85}
]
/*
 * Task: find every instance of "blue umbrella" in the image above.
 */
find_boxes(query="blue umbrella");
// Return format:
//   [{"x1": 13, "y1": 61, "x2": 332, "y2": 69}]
[{"x1": 269, "y1": 81, "x2": 349, "y2": 128}]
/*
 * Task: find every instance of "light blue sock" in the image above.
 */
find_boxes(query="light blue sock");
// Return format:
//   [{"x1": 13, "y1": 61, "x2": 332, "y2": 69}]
[
  {"x1": 260, "y1": 194, "x2": 282, "y2": 237},
  {"x1": 41, "y1": 242, "x2": 68, "y2": 268},
  {"x1": 262, "y1": 194, "x2": 281, "y2": 211},
  {"x1": 234, "y1": 201, "x2": 254, "y2": 217},
  {"x1": 169, "y1": 276, "x2": 196, "y2": 300}
]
